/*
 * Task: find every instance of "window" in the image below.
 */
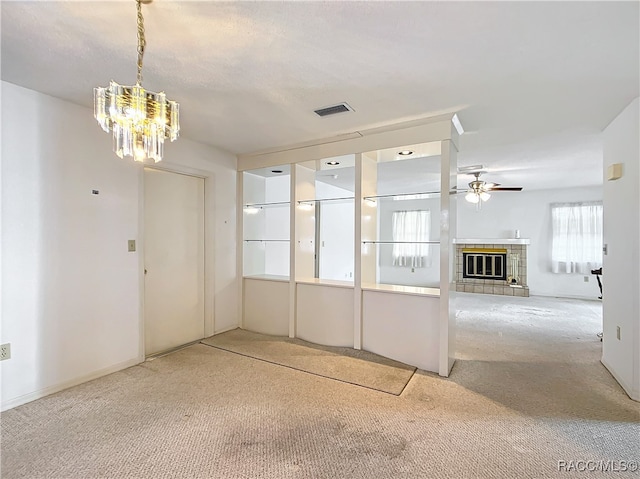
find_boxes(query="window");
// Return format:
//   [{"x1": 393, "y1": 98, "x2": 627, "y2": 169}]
[
  {"x1": 551, "y1": 202, "x2": 603, "y2": 274},
  {"x1": 391, "y1": 210, "x2": 431, "y2": 267}
]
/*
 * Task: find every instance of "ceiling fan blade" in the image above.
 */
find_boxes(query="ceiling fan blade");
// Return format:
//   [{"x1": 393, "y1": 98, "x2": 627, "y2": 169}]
[{"x1": 490, "y1": 187, "x2": 523, "y2": 191}]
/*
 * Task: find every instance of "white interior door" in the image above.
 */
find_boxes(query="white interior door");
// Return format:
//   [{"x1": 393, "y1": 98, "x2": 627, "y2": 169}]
[{"x1": 144, "y1": 168, "x2": 205, "y2": 356}]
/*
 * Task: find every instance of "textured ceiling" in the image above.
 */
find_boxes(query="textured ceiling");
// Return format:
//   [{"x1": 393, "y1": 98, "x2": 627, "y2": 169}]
[{"x1": 2, "y1": 1, "x2": 638, "y2": 190}]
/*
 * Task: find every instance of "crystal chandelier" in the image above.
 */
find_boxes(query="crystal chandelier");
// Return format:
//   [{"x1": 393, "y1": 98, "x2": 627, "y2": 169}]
[{"x1": 94, "y1": 0, "x2": 179, "y2": 163}]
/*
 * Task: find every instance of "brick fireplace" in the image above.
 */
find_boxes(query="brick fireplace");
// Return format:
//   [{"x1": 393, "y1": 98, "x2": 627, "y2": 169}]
[{"x1": 454, "y1": 239, "x2": 530, "y2": 297}]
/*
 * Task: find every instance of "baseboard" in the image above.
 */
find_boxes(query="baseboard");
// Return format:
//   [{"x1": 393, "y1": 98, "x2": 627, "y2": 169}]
[
  {"x1": 531, "y1": 293, "x2": 602, "y2": 302},
  {"x1": 601, "y1": 357, "x2": 640, "y2": 402},
  {"x1": 213, "y1": 325, "x2": 239, "y2": 336},
  {"x1": 1, "y1": 357, "x2": 142, "y2": 412}
]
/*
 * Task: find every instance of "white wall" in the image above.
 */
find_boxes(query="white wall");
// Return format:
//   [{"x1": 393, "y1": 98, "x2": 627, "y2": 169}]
[
  {"x1": 317, "y1": 181, "x2": 354, "y2": 281},
  {"x1": 378, "y1": 196, "x2": 441, "y2": 288},
  {"x1": 457, "y1": 186, "x2": 603, "y2": 299},
  {"x1": 160, "y1": 135, "x2": 238, "y2": 335},
  {"x1": 1, "y1": 82, "x2": 238, "y2": 410},
  {"x1": 601, "y1": 97, "x2": 639, "y2": 401},
  {"x1": 265, "y1": 175, "x2": 290, "y2": 276}
]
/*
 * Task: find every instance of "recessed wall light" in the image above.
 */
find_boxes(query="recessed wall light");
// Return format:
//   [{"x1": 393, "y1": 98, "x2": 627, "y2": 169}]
[
  {"x1": 326, "y1": 161, "x2": 340, "y2": 166},
  {"x1": 398, "y1": 150, "x2": 413, "y2": 156},
  {"x1": 271, "y1": 169, "x2": 283, "y2": 174}
]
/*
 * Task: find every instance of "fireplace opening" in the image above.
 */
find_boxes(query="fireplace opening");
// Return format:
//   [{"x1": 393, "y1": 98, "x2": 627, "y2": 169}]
[{"x1": 463, "y1": 249, "x2": 507, "y2": 280}]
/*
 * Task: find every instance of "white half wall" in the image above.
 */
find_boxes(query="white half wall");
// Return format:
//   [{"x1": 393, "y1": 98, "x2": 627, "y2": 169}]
[
  {"x1": 243, "y1": 278, "x2": 289, "y2": 336},
  {"x1": 296, "y1": 283, "x2": 354, "y2": 347},
  {"x1": 601, "y1": 97, "x2": 639, "y2": 401},
  {"x1": 457, "y1": 186, "x2": 603, "y2": 299},
  {"x1": 1, "y1": 82, "x2": 238, "y2": 410},
  {"x1": 362, "y1": 290, "x2": 440, "y2": 372}
]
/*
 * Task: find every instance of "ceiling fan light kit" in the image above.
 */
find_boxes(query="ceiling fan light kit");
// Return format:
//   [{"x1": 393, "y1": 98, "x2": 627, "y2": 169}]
[
  {"x1": 465, "y1": 191, "x2": 480, "y2": 204},
  {"x1": 464, "y1": 170, "x2": 522, "y2": 206},
  {"x1": 94, "y1": 0, "x2": 179, "y2": 163}
]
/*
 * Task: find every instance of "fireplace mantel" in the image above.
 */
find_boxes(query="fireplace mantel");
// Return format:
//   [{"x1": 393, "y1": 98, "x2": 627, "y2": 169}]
[{"x1": 454, "y1": 238, "x2": 530, "y2": 245}]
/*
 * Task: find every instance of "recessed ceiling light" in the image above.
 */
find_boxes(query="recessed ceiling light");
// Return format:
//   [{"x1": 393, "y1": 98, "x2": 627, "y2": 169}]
[
  {"x1": 326, "y1": 161, "x2": 340, "y2": 166},
  {"x1": 398, "y1": 150, "x2": 413, "y2": 156},
  {"x1": 271, "y1": 169, "x2": 283, "y2": 174}
]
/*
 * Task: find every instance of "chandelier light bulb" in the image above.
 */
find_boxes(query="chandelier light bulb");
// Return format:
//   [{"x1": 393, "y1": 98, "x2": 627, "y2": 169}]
[{"x1": 480, "y1": 191, "x2": 491, "y2": 202}]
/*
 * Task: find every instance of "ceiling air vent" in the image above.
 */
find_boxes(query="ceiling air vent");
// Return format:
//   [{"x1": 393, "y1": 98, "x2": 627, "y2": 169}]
[{"x1": 314, "y1": 102, "x2": 354, "y2": 117}]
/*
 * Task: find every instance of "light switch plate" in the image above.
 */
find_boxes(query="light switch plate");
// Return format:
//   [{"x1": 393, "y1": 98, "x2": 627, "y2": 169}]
[
  {"x1": 607, "y1": 163, "x2": 623, "y2": 181},
  {"x1": 128, "y1": 240, "x2": 136, "y2": 252},
  {"x1": 1, "y1": 343, "x2": 11, "y2": 361}
]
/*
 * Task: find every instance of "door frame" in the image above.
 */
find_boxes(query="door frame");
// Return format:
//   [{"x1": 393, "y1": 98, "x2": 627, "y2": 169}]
[{"x1": 138, "y1": 164, "x2": 214, "y2": 361}]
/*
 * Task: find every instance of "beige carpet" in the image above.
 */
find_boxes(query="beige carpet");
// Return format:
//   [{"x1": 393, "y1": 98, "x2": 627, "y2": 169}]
[
  {"x1": 2, "y1": 294, "x2": 639, "y2": 478},
  {"x1": 200, "y1": 329, "x2": 416, "y2": 395}
]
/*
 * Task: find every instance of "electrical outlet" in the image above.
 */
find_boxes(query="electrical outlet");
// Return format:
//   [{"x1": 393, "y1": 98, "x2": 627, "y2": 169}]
[
  {"x1": 584, "y1": 276, "x2": 589, "y2": 282},
  {"x1": 0, "y1": 343, "x2": 11, "y2": 361},
  {"x1": 128, "y1": 240, "x2": 136, "y2": 252},
  {"x1": 616, "y1": 326, "x2": 621, "y2": 340}
]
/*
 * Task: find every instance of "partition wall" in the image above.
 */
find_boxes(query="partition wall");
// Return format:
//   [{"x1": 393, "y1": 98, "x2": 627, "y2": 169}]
[{"x1": 237, "y1": 115, "x2": 460, "y2": 376}]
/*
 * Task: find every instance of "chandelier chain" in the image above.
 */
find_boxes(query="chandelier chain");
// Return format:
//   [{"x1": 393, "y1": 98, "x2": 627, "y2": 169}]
[{"x1": 136, "y1": 0, "x2": 146, "y2": 85}]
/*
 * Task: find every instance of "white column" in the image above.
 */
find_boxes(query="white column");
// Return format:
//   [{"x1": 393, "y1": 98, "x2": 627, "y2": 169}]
[
  {"x1": 291, "y1": 163, "x2": 316, "y2": 338},
  {"x1": 354, "y1": 153, "x2": 378, "y2": 349},
  {"x1": 236, "y1": 172, "x2": 244, "y2": 329},
  {"x1": 439, "y1": 140, "x2": 457, "y2": 377}
]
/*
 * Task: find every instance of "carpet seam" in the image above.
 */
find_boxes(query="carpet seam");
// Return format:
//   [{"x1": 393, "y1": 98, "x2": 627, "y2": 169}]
[
  {"x1": 397, "y1": 368, "x2": 418, "y2": 396},
  {"x1": 199, "y1": 341, "x2": 410, "y2": 396}
]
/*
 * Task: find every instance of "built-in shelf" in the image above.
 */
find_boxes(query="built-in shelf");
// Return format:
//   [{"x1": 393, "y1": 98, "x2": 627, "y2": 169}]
[
  {"x1": 454, "y1": 238, "x2": 530, "y2": 245},
  {"x1": 296, "y1": 277, "x2": 355, "y2": 289},
  {"x1": 362, "y1": 241, "x2": 440, "y2": 244},
  {"x1": 297, "y1": 196, "x2": 354, "y2": 205},
  {"x1": 243, "y1": 239, "x2": 290, "y2": 242},
  {"x1": 363, "y1": 190, "x2": 441, "y2": 201},
  {"x1": 243, "y1": 274, "x2": 290, "y2": 282},
  {"x1": 361, "y1": 282, "x2": 440, "y2": 297},
  {"x1": 243, "y1": 201, "x2": 290, "y2": 209}
]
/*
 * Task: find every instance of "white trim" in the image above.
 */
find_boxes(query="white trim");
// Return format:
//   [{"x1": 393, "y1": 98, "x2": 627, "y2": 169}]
[
  {"x1": 237, "y1": 172, "x2": 245, "y2": 330},
  {"x1": 601, "y1": 357, "x2": 640, "y2": 402},
  {"x1": 137, "y1": 166, "x2": 146, "y2": 363},
  {"x1": 530, "y1": 293, "x2": 602, "y2": 301},
  {"x1": 1, "y1": 358, "x2": 141, "y2": 411}
]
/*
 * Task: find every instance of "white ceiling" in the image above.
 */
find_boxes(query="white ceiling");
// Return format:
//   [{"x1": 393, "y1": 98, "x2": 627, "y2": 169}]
[{"x1": 2, "y1": 1, "x2": 638, "y2": 191}]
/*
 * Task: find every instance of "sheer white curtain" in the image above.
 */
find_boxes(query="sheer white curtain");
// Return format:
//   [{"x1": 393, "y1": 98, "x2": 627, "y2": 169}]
[
  {"x1": 392, "y1": 210, "x2": 431, "y2": 267},
  {"x1": 551, "y1": 202, "x2": 603, "y2": 274}
]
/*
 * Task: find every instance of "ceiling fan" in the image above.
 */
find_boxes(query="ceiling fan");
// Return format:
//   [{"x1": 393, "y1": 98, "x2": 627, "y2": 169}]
[{"x1": 463, "y1": 170, "x2": 523, "y2": 204}]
